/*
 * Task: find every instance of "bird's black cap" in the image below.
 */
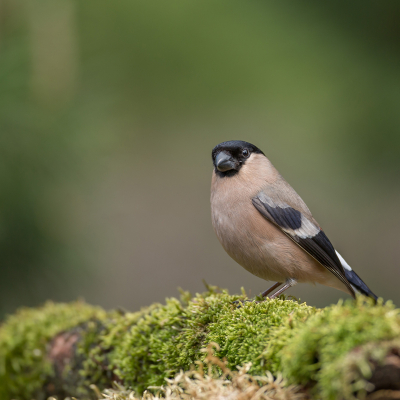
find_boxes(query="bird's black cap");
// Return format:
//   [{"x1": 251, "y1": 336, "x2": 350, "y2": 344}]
[{"x1": 211, "y1": 140, "x2": 264, "y2": 160}]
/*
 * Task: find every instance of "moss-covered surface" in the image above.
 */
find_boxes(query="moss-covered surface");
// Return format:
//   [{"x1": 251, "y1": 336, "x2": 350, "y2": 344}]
[
  {"x1": 278, "y1": 298, "x2": 400, "y2": 399},
  {"x1": 97, "y1": 343, "x2": 306, "y2": 400},
  {"x1": 106, "y1": 289, "x2": 315, "y2": 392},
  {"x1": 0, "y1": 301, "x2": 106, "y2": 400},
  {"x1": 1, "y1": 288, "x2": 400, "y2": 400}
]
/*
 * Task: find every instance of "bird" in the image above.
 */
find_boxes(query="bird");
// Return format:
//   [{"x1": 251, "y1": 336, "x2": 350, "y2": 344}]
[{"x1": 210, "y1": 140, "x2": 377, "y2": 301}]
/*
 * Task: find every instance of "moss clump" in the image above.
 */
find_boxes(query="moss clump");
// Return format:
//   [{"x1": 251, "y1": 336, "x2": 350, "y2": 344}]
[
  {"x1": 205, "y1": 295, "x2": 315, "y2": 375},
  {"x1": 79, "y1": 304, "x2": 161, "y2": 394},
  {"x1": 91, "y1": 290, "x2": 249, "y2": 392},
  {"x1": 278, "y1": 297, "x2": 400, "y2": 399},
  {"x1": 1, "y1": 288, "x2": 400, "y2": 399},
  {"x1": 83, "y1": 288, "x2": 315, "y2": 393},
  {"x1": 98, "y1": 343, "x2": 306, "y2": 400},
  {"x1": 0, "y1": 301, "x2": 106, "y2": 400}
]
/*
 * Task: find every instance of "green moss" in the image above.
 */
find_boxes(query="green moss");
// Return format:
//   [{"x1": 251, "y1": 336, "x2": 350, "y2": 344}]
[
  {"x1": 278, "y1": 297, "x2": 400, "y2": 399},
  {"x1": 96, "y1": 344, "x2": 304, "y2": 400},
  {"x1": 78, "y1": 304, "x2": 161, "y2": 394},
  {"x1": 106, "y1": 288, "x2": 315, "y2": 393},
  {"x1": 205, "y1": 296, "x2": 315, "y2": 375},
  {"x1": 110, "y1": 290, "x2": 246, "y2": 392},
  {"x1": 1, "y1": 290, "x2": 399, "y2": 400},
  {"x1": 335, "y1": 338, "x2": 400, "y2": 400},
  {"x1": 0, "y1": 301, "x2": 106, "y2": 400}
]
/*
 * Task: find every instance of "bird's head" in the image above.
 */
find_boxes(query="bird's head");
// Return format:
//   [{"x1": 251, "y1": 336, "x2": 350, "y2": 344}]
[{"x1": 211, "y1": 140, "x2": 264, "y2": 177}]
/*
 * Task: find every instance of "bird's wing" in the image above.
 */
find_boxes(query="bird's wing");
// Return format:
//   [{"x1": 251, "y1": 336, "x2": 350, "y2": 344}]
[{"x1": 252, "y1": 193, "x2": 355, "y2": 297}]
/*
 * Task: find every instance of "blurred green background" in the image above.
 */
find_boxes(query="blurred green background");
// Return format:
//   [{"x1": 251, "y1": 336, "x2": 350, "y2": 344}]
[{"x1": 1, "y1": 0, "x2": 400, "y2": 317}]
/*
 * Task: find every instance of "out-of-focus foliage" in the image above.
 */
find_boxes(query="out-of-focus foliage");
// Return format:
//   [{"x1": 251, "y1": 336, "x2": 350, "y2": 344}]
[{"x1": 0, "y1": 0, "x2": 399, "y2": 315}]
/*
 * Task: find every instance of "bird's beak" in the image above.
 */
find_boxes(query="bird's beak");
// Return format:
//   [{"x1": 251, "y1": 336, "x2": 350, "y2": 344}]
[{"x1": 216, "y1": 152, "x2": 236, "y2": 172}]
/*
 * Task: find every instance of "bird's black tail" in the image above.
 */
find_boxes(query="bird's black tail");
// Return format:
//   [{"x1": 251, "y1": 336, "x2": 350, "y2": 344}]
[{"x1": 344, "y1": 269, "x2": 378, "y2": 301}]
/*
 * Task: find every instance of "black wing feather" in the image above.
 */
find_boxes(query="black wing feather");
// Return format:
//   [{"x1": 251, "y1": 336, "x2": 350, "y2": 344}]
[
  {"x1": 268, "y1": 206, "x2": 302, "y2": 230},
  {"x1": 252, "y1": 196, "x2": 355, "y2": 297},
  {"x1": 344, "y1": 269, "x2": 377, "y2": 300}
]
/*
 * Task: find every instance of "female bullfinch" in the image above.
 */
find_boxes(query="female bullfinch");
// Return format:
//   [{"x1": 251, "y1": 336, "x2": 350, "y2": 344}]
[{"x1": 210, "y1": 140, "x2": 377, "y2": 300}]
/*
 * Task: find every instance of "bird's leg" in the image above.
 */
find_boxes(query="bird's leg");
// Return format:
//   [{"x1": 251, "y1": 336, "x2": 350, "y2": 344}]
[
  {"x1": 234, "y1": 280, "x2": 296, "y2": 307},
  {"x1": 269, "y1": 279, "x2": 298, "y2": 299},
  {"x1": 261, "y1": 282, "x2": 282, "y2": 297},
  {"x1": 233, "y1": 284, "x2": 280, "y2": 307}
]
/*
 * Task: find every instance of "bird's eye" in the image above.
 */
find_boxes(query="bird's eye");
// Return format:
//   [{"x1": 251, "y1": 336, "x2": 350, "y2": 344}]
[{"x1": 242, "y1": 149, "x2": 249, "y2": 158}]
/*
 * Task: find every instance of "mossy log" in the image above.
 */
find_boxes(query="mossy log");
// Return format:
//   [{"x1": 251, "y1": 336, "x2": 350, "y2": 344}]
[{"x1": 1, "y1": 288, "x2": 400, "y2": 400}]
